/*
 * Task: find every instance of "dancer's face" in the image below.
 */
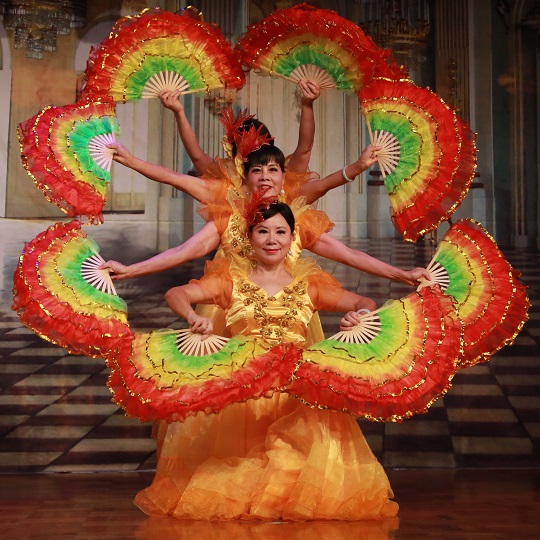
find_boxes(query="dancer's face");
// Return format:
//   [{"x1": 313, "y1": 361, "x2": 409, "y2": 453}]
[
  {"x1": 244, "y1": 159, "x2": 284, "y2": 198},
  {"x1": 248, "y1": 213, "x2": 292, "y2": 266}
]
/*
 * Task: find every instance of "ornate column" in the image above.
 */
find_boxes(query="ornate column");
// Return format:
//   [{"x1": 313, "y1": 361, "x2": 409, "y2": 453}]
[{"x1": 499, "y1": 0, "x2": 539, "y2": 247}]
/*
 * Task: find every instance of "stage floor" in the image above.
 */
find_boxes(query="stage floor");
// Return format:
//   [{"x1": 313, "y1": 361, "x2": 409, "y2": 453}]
[{"x1": 1, "y1": 468, "x2": 539, "y2": 539}]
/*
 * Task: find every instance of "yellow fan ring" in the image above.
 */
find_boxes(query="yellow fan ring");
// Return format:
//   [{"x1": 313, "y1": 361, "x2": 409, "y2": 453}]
[
  {"x1": 35, "y1": 261, "x2": 127, "y2": 323},
  {"x1": 112, "y1": 37, "x2": 225, "y2": 84}
]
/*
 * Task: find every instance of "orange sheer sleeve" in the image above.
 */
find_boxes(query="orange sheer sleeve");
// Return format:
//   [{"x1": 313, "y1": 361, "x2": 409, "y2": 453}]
[
  {"x1": 189, "y1": 258, "x2": 233, "y2": 310},
  {"x1": 307, "y1": 270, "x2": 345, "y2": 312},
  {"x1": 298, "y1": 209, "x2": 335, "y2": 250},
  {"x1": 284, "y1": 168, "x2": 319, "y2": 202},
  {"x1": 197, "y1": 157, "x2": 239, "y2": 222}
]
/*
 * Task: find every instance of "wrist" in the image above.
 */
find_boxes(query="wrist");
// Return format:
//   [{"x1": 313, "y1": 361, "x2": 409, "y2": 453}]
[{"x1": 342, "y1": 166, "x2": 358, "y2": 183}]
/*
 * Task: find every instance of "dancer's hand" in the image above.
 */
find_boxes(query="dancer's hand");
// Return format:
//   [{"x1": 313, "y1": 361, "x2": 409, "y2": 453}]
[
  {"x1": 298, "y1": 80, "x2": 320, "y2": 104},
  {"x1": 99, "y1": 260, "x2": 132, "y2": 281},
  {"x1": 107, "y1": 143, "x2": 135, "y2": 167},
  {"x1": 403, "y1": 267, "x2": 432, "y2": 287},
  {"x1": 339, "y1": 310, "x2": 365, "y2": 331},
  {"x1": 187, "y1": 314, "x2": 214, "y2": 339},
  {"x1": 159, "y1": 89, "x2": 184, "y2": 113},
  {"x1": 357, "y1": 144, "x2": 382, "y2": 171}
]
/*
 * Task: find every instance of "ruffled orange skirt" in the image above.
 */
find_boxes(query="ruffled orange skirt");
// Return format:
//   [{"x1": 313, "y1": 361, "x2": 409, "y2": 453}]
[{"x1": 135, "y1": 394, "x2": 398, "y2": 521}]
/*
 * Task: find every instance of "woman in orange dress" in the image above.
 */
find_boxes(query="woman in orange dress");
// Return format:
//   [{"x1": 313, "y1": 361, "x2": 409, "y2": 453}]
[{"x1": 132, "y1": 201, "x2": 399, "y2": 521}]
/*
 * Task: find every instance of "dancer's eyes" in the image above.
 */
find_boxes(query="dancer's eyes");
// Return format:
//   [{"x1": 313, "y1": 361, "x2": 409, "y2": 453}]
[{"x1": 254, "y1": 227, "x2": 288, "y2": 236}]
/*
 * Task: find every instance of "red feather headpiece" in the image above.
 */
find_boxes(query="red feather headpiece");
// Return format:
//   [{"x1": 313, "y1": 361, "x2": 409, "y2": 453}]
[
  {"x1": 234, "y1": 124, "x2": 274, "y2": 163},
  {"x1": 219, "y1": 107, "x2": 255, "y2": 145},
  {"x1": 243, "y1": 187, "x2": 278, "y2": 227},
  {"x1": 219, "y1": 107, "x2": 274, "y2": 162}
]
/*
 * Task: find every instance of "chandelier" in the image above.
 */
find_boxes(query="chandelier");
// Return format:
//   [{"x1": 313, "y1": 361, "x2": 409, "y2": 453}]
[
  {"x1": 355, "y1": 0, "x2": 430, "y2": 71},
  {"x1": 0, "y1": 1, "x2": 86, "y2": 59}
]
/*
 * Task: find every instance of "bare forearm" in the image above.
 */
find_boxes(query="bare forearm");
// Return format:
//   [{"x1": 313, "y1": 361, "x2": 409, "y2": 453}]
[
  {"x1": 299, "y1": 169, "x2": 345, "y2": 204},
  {"x1": 107, "y1": 224, "x2": 219, "y2": 280},
  {"x1": 123, "y1": 154, "x2": 207, "y2": 202},
  {"x1": 118, "y1": 248, "x2": 194, "y2": 279},
  {"x1": 299, "y1": 153, "x2": 376, "y2": 205},
  {"x1": 288, "y1": 102, "x2": 315, "y2": 173},
  {"x1": 311, "y1": 235, "x2": 413, "y2": 284},
  {"x1": 165, "y1": 287, "x2": 197, "y2": 321},
  {"x1": 174, "y1": 110, "x2": 213, "y2": 174}
]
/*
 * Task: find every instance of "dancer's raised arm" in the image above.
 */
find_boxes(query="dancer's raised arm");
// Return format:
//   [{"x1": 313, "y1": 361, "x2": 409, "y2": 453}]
[
  {"x1": 109, "y1": 143, "x2": 209, "y2": 203},
  {"x1": 161, "y1": 81, "x2": 321, "y2": 177},
  {"x1": 298, "y1": 145, "x2": 380, "y2": 205},
  {"x1": 287, "y1": 80, "x2": 320, "y2": 173},
  {"x1": 310, "y1": 233, "x2": 430, "y2": 287},
  {"x1": 100, "y1": 221, "x2": 220, "y2": 280},
  {"x1": 159, "y1": 89, "x2": 214, "y2": 175}
]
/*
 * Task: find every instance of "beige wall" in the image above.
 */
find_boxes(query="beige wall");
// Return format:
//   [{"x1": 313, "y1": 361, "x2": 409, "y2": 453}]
[{"x1": 6, "y1": 33, "x2": 79, "y2": 218}]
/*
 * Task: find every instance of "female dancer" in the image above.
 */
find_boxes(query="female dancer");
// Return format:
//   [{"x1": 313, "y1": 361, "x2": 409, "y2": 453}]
[
  {"x1": 131, "y1": 201, "x2": 399, "y2": 521},
  {"x1": 102, "y1": 142, "x2": 428, "y2": 287}
]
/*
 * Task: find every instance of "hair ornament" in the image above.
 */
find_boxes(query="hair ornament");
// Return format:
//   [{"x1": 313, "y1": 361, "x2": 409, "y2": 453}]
[
  {"x1": 243, "y1": 186, "x2": 278, "y2": 227},
  {"x1": 219, "y1": 108, "x2": 255, "y2": 157}
]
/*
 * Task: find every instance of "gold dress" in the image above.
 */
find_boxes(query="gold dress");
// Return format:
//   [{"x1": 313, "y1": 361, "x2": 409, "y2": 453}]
[{"x1": 134, "y1": 257, "x2": 398, "y2": 521}]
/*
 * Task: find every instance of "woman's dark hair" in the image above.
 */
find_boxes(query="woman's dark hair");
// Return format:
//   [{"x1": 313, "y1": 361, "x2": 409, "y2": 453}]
[
  {"x1": 231, "y1": 119, "x2": 274, "y2": 157},
  {"x1": 248, "y1": 202, "x2": 295, "y2": 233},
  {"x1": 243, "y1": 145, "x2": 286, "y2": 175}
]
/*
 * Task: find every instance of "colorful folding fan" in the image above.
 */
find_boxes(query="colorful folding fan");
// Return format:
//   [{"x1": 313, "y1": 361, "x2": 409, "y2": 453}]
[
  {"x1": 18, "y1": 99, "x2": 119, "y2": 224},
  {"x1": 81, "y1": 7, "x2": 245, "y2": 103},
  {"x1": 12, "y1": 220, "x2": 133, "y2": 362},
  {"x1": 417, "y1": 219, "x2": 530, "y2": 367},
  {"x1": 361, "y1": 78, "x2": 477, "y2": 242},
  {"x1": 235, "y1": 3, "x2": 404, "y2": 94},
  {"x1": 107, "y1": 330, "x2": 301, "y2": 423},
  {"x1": 288, "y1": 286, "x2": 462, "y2": 422}
]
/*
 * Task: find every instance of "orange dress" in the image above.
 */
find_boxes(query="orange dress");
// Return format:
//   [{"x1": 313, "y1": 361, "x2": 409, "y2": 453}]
[
  {"x1": 198, "y1": 192, "x2": 333, "y2": 340},
  {"x1": 134, "y1": 257, "x2": 398, "y2": 521}
]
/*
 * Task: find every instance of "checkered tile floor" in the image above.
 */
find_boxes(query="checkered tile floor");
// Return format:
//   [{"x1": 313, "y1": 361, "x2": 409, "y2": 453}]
[{"x1": 1, "y1": 219, "x2": 539, "y2": 472}]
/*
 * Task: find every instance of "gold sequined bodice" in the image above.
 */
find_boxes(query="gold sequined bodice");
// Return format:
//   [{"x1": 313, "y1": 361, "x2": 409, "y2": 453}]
[{"x1": 225, "y1": 274, "x2": 314, "y2": 347}]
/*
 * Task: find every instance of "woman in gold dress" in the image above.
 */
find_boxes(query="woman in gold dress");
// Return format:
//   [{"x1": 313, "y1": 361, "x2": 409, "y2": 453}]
[{"x1": 132, "y1": 201, "x2": 399, "y2": 521}]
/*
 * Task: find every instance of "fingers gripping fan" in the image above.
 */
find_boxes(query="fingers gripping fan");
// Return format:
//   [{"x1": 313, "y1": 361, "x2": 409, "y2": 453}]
[
  {"x1": 235, "y1": 3, "x2": 404, "y2": 94},
  {"x1": 107, "y1": 331, "x2": 301, "y2": 423},
  {"x1": 289, "y1": 287, "x2": 462, "y2": 422},
  {"x1": 81, "y1": 7, "x2": 245, "y2": 103},
  {"x1": 361, "y1": 79, "x2": 477, "y2": 242},
  {"x1": 12, "y1": 220, "x2": 132, "y2": 362},
  {"x1": 418, "y1": 219, "x2": 530, "y2": 367},
  {"x1": 18, "y1": 100, "x2": 119, "y2": 224}
]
